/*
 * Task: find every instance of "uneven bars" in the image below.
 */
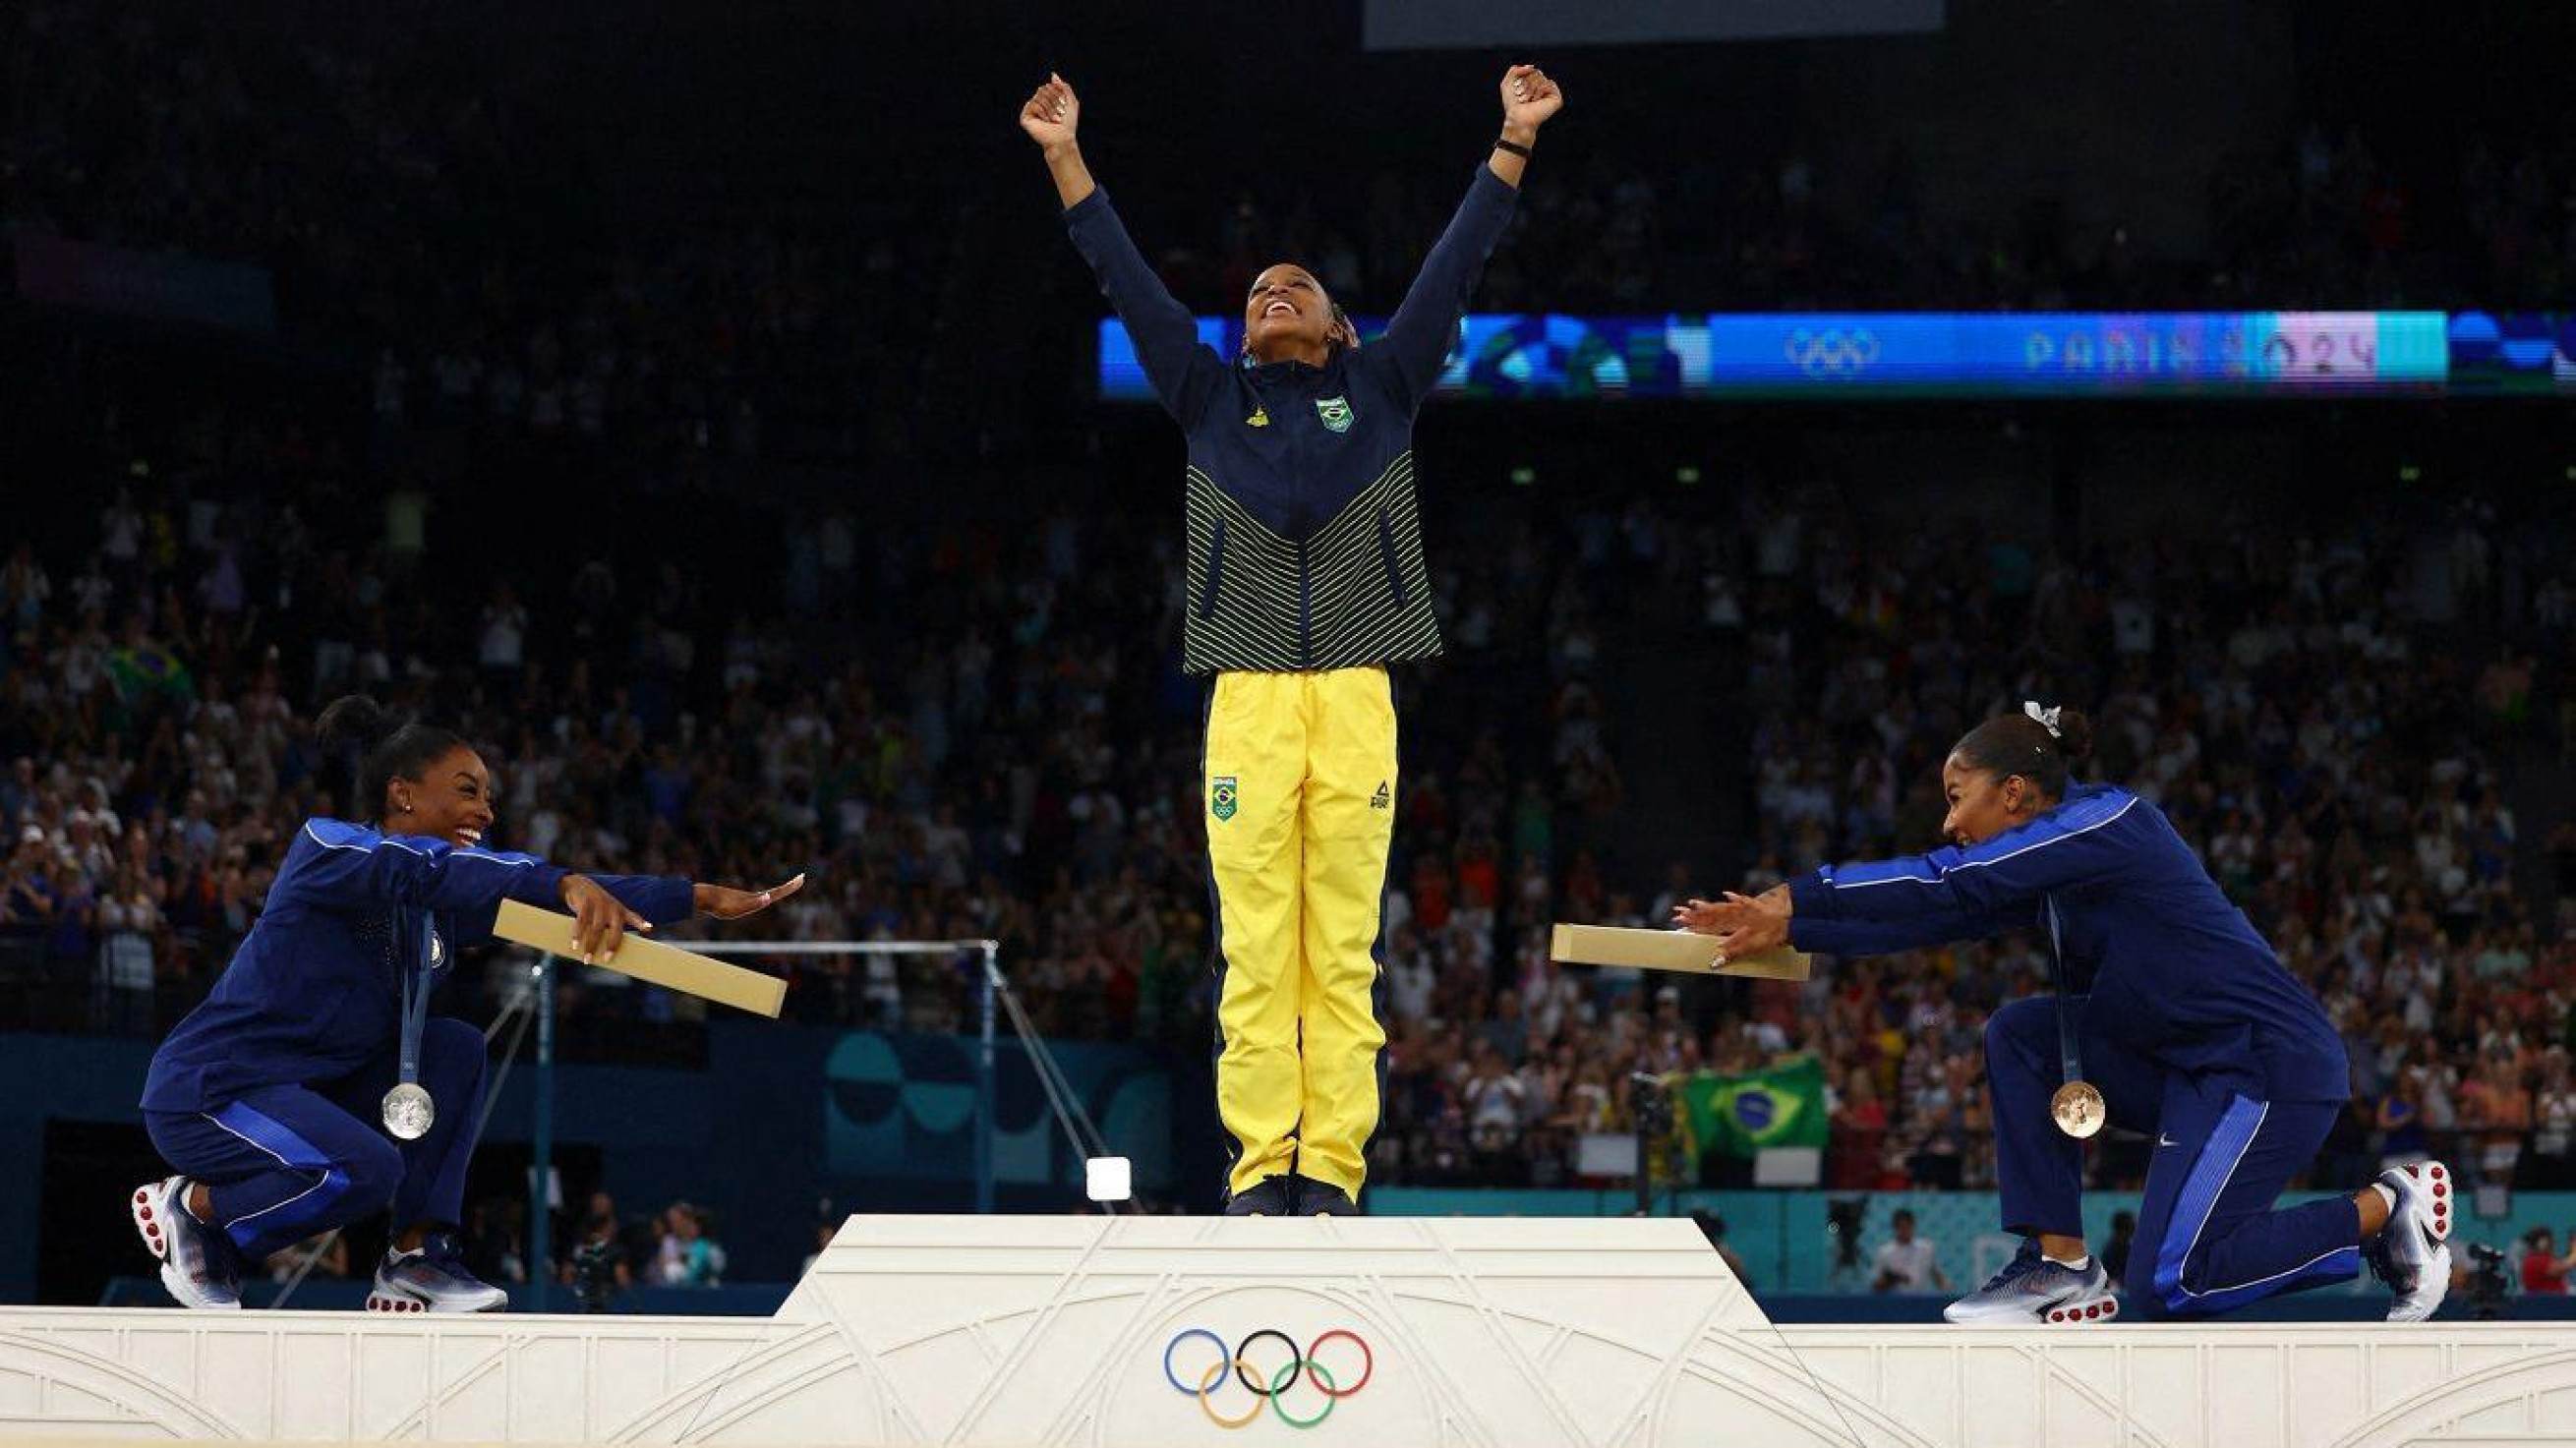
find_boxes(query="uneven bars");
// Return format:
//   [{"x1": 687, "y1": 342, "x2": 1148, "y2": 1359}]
[
  {"x1": 671, "y1": 939, "x2": 1000, "y2": 956},
  {"x1": 611, "y1": 934, "x2": 1013, "y2": 1212}
]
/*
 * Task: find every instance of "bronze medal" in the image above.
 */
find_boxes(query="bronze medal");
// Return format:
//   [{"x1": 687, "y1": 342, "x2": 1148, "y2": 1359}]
[{"x1": 2050, "y1": 1080, "x2": 2105, "y2": 1139}]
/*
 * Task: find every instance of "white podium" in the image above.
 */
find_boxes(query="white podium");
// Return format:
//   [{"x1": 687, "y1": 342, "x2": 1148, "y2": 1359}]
[{"x1": 3, "y1": 1214, "x2": 2575, "y2": 1445}]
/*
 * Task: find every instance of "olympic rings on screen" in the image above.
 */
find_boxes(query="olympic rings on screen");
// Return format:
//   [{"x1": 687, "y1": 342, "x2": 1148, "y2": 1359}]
[
  {"x1": 1784, "y1": 326, "x2": 1881, "y2": 376},
  {"x1": 1163, "y1": 1328, "x2": 1375, "y2": 1429}
]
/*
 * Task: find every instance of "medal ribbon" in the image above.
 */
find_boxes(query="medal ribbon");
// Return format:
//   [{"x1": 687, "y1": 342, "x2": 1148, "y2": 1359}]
[
  {"x1": 396, "y1": 905, "x2": 436, "y2": 1088},
  {"x1": 2045, "y1": 896, "x2": 2083, "y2": 1087}
]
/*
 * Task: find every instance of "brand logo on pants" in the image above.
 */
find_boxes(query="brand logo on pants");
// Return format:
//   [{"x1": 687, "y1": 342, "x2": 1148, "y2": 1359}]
[
  {"x1": 1370, "y1": 782, "x2": 1389, "y2": 810},
  {"x1": 1211, "y1": 777, "x2": 1239, "y2": 822}
]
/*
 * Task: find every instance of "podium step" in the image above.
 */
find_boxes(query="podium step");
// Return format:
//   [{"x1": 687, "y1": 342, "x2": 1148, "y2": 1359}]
[{"x1": 2, "y1": 1214, "x2": 2572, "y2": 1445}]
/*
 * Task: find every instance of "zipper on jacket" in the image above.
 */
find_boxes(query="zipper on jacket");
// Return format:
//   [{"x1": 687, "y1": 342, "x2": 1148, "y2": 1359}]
[
  {"x1": 1377, "y1": 507, "x2": 1408, "y2": 607},
  {"x1": 1296, "y1": 534, "x2": 1313, "y2": 667},
  {"x1": 1199, "y1": 517, "x2": 1226, "y2": 621}
]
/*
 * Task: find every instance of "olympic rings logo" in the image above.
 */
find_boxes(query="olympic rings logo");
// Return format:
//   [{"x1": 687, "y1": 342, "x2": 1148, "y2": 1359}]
[
  {"x1": 1162, "y1": 1328, "x2": 1374, "y2": 1429},
  {"x1": 1784, "y1": 327, "x2": 1881, "y2": 376}
]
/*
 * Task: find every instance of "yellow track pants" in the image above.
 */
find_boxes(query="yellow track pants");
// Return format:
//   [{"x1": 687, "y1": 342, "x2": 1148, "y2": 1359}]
[{"x1": 1204, "y1": 666, "x2": 1396, "y2": 1200}]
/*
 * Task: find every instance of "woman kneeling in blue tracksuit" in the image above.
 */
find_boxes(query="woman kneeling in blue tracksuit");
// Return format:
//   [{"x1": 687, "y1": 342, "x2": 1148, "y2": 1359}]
[
  {"x1": 1683, "y1": 703, "x2": 2451, "y2": 1324},
  {"x1": 132, "y1": 694, "x2": 799, "y2": 1310}
]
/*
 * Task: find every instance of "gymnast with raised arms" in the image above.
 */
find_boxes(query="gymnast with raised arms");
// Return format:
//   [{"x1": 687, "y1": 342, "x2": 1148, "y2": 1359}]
[{"x1": 1024, "y1": 64, "x2": 1560, "y2": 1215}]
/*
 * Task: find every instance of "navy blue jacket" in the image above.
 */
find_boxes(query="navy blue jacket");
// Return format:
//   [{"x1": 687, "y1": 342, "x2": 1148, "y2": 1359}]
[
  {"x1": 142, "y1": 819, "x2": 692, "y2": 1112},
  {"x1": 1065, "y1": 167, "x2": 1517, "y2": 673},
  {"x1": 1788, "y1": 782, "x2": 2349, "y2": 1103}
]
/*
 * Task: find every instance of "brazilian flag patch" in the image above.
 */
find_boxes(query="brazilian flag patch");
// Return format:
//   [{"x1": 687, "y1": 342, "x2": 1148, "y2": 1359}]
[
  {"x1": 1211, "y1": 777, "x2": 1239, "y2": 822},
  {"x1": 1315, "y1": 395, "x2": 1353, "y2": 433}
]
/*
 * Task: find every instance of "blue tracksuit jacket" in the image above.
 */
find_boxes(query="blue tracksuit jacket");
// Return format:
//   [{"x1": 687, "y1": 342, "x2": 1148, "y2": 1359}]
[
  {"x1": 1787, "y1": 782, "x2": 2348, "y2": 1103},
  {"x1": 141, "y1": 818, "x2": 692, "y2": 1112}
]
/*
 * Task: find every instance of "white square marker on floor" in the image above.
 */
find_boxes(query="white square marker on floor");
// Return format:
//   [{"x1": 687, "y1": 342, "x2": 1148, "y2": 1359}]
[{"x1": 1084, "y1": 1156, "x2": 1132, "y2": 1202}]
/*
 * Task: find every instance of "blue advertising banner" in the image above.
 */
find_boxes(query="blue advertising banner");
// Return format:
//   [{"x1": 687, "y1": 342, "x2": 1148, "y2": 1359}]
[
  {"x1": 1095, "y1": 310, "x2": 2543, "y2": 400},
  {"x1": 822, "y1": 1031, "x2": 1173, "y2": 1196},
  {"x1": 2445, "y1": 311, "x2": 2576, "y2": 393}
]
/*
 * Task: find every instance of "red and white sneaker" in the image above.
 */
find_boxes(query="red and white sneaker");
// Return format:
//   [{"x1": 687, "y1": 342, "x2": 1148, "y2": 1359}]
[
  {"x1": 1942, "y1": 1240, "x2": 2121, "y2": 1325},
  {"x1": 2367, "y1": 1159, "x2": 2452, "y2": 1323},
  {"x1": 131, "y1": 1177, "x2": 241, "y2": 1310}
]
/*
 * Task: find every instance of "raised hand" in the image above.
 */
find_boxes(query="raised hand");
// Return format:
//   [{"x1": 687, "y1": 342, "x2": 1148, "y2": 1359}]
[
  {"x1": 1501, "y1": 64, "x2": 1564, "y2": 133},
  {"x1": 1019, "y1": 72, "x2": 1081, "y2": 151},
  {"x1": 693, "y1": 872, "x2": 807, "y2": 921}
]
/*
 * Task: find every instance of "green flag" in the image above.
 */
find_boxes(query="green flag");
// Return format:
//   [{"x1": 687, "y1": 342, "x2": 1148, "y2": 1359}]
[
  {"x1": 108, "y1": 641, "x2": 194, "y2": 703},
  {"x1": 1682, "y1": 1055, "x2": 1829, "y2": 1160}
]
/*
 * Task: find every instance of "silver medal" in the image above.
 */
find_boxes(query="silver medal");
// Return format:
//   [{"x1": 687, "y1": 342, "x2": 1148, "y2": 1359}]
[{"x1": 381, "y1": 1081, "x2": 437, "y2": 1141}]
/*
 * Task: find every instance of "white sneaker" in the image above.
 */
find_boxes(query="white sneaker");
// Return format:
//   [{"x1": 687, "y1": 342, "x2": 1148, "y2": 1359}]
[
  {"x1": 131, "y1": 1176, "x2": 241, "y2": 1310},
  {"x1": 2368, "y1": 1159, "x2": 2452, "y2": 1323},
  {"x1": 1942, "y1": 1240, "x2": 2121, "y2": 1325},
  {"x1": 367, "y1": 1233, "x2": 509, "y2": 1313}
]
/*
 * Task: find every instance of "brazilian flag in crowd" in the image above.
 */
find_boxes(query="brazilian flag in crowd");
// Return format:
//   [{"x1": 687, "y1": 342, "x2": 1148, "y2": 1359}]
[
  {"x1": 1680, "y1": 1055, "x2": 1829, "y2": 1160},
  {"x1": 108, "y1": 640, "x2": 193, "y2": 703}
]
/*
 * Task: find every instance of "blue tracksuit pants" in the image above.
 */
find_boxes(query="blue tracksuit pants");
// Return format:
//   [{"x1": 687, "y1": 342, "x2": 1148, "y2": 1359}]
[
  {"x1": 143, "y1": 1017, "x2": 488, "y2": 1262},
  {"x1": 1986, "y1": 996, "x2": 2361, "y2": 1319}
]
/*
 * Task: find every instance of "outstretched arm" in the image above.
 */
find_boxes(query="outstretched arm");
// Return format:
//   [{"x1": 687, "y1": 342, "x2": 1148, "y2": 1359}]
[
  {"x1": 1369, "y1": 64, "x2": 1564, "y2": 413},
  {"x1": 1689, "y1": 792, "x2": 2143, "y2": 958},
  {"x1": 1789, "y1": 791, "x2": 2142, "y2": 927},
  {"x1": 290, "y1": 819, "x2": 806, "y2": 961},
  {"x1": 1793, "y1": 900, "x2": 2036, "y2": 956},
  {"x1": 548, "y1": 871, "x2": 807, "y2": 963},
  {"x1": 287, "y1": 819, "x2": 572, "y2": 918},
  {"x1": 1675, "y1": 883, "x2": 2035, "y2": 958},
  {"x1": 1024, "y1": 73, "x2": 1224, "y2": 425}
]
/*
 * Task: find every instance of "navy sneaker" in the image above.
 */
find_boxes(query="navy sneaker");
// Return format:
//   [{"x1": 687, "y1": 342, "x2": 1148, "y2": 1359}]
[{"x1": 1223, "y1": 1175, "x2": 1297, "y2": 1217}]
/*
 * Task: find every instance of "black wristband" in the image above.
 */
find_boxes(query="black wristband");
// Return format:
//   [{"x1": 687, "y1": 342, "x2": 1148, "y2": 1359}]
[{"x1": 1493, "y1": 136, "x2": 1533, "y2": 160}]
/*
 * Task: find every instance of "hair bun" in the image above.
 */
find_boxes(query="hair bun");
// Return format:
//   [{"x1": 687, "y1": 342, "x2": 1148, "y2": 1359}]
[
  {"x1": 315, "y1": 694, "x2": 393, "y2": 759},
  {"x1": 2052, "y1": 706, "x2": 2095, "y2": 764}
]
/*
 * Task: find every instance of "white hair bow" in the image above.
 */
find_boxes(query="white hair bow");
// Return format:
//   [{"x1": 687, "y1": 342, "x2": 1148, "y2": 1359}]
[{"x1": 2022, "y1": 700, "x2": 2063, "y2": 739}]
